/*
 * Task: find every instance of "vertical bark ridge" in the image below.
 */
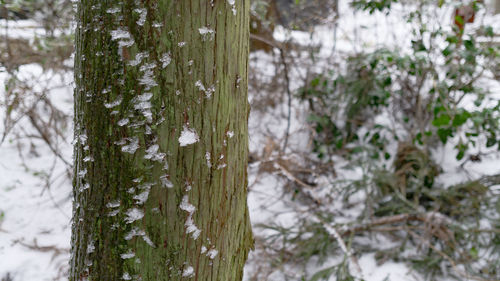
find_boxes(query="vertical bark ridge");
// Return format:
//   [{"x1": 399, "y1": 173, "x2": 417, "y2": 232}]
[{"x1": 71, "y1": 0, "x2": 252, "y2": 280}]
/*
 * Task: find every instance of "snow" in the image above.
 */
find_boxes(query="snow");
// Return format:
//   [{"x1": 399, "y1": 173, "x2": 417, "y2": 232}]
[
  {"x1": 144, "y1": 144, "x2": 158, "y2": 155},
  {"x1": 0, "y1": 63, "x2": 72, "y2": 281},
  {"x1": 122, "y1": 272, "x2": 132, "y2": 280},
  {"x1": 86, "y1": 240, "x2": 95, "y2": 254},
  {"x1": 358, "y1": 254, "x2": 421, "y2": 281},
  {"x1": 124, "y1": 208, "x2": 144, "y2": 224},
  {"x1": 179, "y1": 195, "x2": 201, "y2": 240},
  {"x1": 243, "y1": 1, "x2": 500, "y2": 280},
  {"x1": 107, "y1": 209, "x2": 120, "y2": 217},
  {"x1": 124, "y1": 227, "x2": 145, "y2": 241},
  {"x1": 121, "y1": 137, "x2": 140, "y2": 154},
  {"x1": 144, "y1": 145, "x2": 165, "y2": 162},
  {"x1": 194, "y1": 80, "x2": 215, "y2": 98},
  {"x1": 195, "y1": 80, "x2": 206, "y2": 92},
  {"x1": 160, "y1": 52, "x2": 172, "y2": 68},
  {"x1": 207, "y1": 249, "x2": 218, "y2": 259},
  {"x1": 179, "y1": 195, "x2": 196, "y2": 213},
  {"x1": 205, "y1": 152, "x2": 212, "y2": 168},
  {"x1": 152, "y1": 22, "x2": 163, "y2": 28},
  {"x1": 134, "y1": 8, "x2": 147, "y2": 26},
  {"x1": 110, "y1": 28, "x2": 135, "y2": 48},
  {"x1": 83, "y1": 155, "x2": 93, "y2": 162},
  {"x1": 139, "y1": 63, "x2": 156, "y2": 72},
  {"x1": 77, "y1": 169, "x2": 87, "y2": 178},
  {"x1": 106, "y1": 7, "x2": 121, "y2": 14},
  {"x1": 104, "y1": 96, "x2": 123, "y2": 108},
  {"x1": 1, "y1": 2, "x2": 499, "y2": 280},
  {"x1": 182, "y1": 266, "x2": 194, "y2": 278},
  {"x1": 128, "y1": 52, "x2": 149, "y2": 67},
  {"x1": 227, "y1": 0, "x2": 236, "y2": 15},
  {"x1": 185, "y1": 216, "x2": 201, "y2": 240},
  {"x1": 160, "y1": 175, "x2": 174, "y2": 188},
  {"x1": 198, "y1": 26, "x2": 215, "y2": 41},
  {"x1": 198, "y1": 27, "x2": 214, "y2": 35},
  {"x1": 117, "y1": 118, "x2": 129, "y2": 126},
  {"x1": 178, "y1": 126, "x2": 199, "y2": 147},
  {"x1": 78, "y1": 183, "x2": 90, "y2": 192},
  {"x1": 123, "y1": 227, "x2": 155, "y2": 247},
  {"x1": 138, "y1": 69, "x2": 158, "y2": 88},
  {"x1": 110, "y1": 29, "x2": 132, "y2": 40},
  {"x1": 133, "y1": 191, "x2": 150, "y2": 205},
  {"x1": 142, "y1": 234, "x2": 155, "y2": 247}
]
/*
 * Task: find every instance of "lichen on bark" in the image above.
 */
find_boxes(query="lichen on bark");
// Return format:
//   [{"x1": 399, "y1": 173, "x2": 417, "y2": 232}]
[{"x1": 71, "y1": 0, "x2": 253, "y2": 280}]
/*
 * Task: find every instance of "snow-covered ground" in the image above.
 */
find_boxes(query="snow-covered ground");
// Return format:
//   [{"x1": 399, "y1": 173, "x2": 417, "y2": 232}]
[
  {"x1": 0, "y1": 64, "x2": 73, "y2": 280},
  {"x1": 1, "y1": 1, "x2": 500, "y2": 280}
]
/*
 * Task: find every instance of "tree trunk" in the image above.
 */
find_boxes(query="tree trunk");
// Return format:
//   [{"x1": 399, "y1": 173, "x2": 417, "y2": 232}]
[{"x1": 70, "y1": 1, "x2": 252, "y2": 280}]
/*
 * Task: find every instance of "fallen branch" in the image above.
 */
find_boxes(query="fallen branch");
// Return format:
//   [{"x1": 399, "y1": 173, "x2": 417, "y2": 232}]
[
  {"x1": 274, "y1": 161, "x2": 317, "y2": 190},
  {"x1": 340, "y1": 211, "x2": 454, "y2": 236},
  {"x1": 311, "y1": 215, "x2": 364, "y2": 279},
  {"x1": 14, "y1": 238, "x2": 69, "y2": 262},
  {"x1": 408, "y1": 229, "x2": 499, "y2": 281}
]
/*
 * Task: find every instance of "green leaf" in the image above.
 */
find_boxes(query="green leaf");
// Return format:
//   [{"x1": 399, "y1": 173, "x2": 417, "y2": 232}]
[
  {"x1": 464, "y1": 40, "x2": 475, "y2": 51},
  {"x1": 437, "y1": 128, "x2": 453, "y2": 144},
  {"x1": 415, "y1": 132, "x2": 423, "y2": 145},
  {"x1": 442, "y1": 46, "x2": 453, "y2": 57},
  {"x1": 351, "y1": 147, "x2": 364, "y2": 154},
  {"x1": 307, "y1": 114, "x2": 326, "y2": 123},
  {"x1": 383, "y1": 77, "x2": 392, "y2": 87},
  {"x1": 465, "y1": 132, "x2": 479, "y2": 137},
  {"x1": 446, "y1": 35, "x2": 460, "y2": 44},
  {"x1": 433, "y1": 104, "x2": 445, "y2": 115},
  {"x1": 432, "y1": 114, "x2": 451, "y2": 127},
  {"x1": 485, "y1": 26, "x2": 494, "y2": 37},
  {"x1": 311, "y1": 77, "x2": 320, "y2": 87},
  {"x1": 470, "y1": 247, "x2": 478, "y2": 259},
  {"x1": 486, "y1": 137, "x2": 496, "y2": 148},
  {"x1": 309, "y1": 266, "x2": 336, "y2": 281},
  {"x1": 335, "y1": 139, "x2": 343, "y2": 149},
  {"x1": 452, "y1": 110, "x2": 470, "y2": 126},
  {"x1": 455, "y1": 142, "x2": 467, "y2": 160},
  {"x1": 454, "y1": 15, "x2": 464, "y2": 26},
  {"x1": 471, "y1": 115, "x2": 484, "y2": 125}
]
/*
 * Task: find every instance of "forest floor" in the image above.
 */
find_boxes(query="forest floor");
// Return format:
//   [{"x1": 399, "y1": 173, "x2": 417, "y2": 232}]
[{"x1": 1, "y1": 1, "x2": 500, "y2": 281}]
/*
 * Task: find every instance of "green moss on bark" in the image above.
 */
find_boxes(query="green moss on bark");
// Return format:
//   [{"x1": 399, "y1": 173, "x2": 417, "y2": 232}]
[{"x1": 71, "y1": 1, "x2": 252, "y2": 280}]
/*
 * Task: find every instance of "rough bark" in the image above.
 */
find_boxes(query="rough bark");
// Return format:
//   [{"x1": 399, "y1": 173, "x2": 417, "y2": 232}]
[{"x1": 70, "y1": 1, "x2": 252, "y2": 280}]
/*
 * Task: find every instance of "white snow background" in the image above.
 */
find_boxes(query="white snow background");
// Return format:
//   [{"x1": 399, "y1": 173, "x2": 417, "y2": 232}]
[{"x1": 1, "y1": 1, "x2": 500, "y2": 280}]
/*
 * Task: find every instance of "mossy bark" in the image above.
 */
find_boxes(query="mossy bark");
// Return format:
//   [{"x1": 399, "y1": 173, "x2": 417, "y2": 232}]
[{"x1": 71, "y1": 1, "x2": 252, "y2": 280}]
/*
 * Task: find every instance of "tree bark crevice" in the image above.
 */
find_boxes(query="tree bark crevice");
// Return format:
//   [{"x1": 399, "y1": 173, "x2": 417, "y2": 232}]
[{"x1": 71, "y1": 1, "x2": 252, "y2": 280}]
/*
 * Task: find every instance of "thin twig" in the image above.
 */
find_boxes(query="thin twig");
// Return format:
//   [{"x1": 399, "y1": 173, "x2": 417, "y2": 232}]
[
  {"x1": 274, "y1": 161, "x2": 316, "y2": 190},
  {"x1": 249, "y1": 33, "x2": 293, "y2": 154},
  {"x1": 407, "y1": 229, "x2": 499, "y2": 281},
  {"x1": 312, "y1": 215, "x2": 364, "y2": 278},
  {"x1": 279, "y1": 48, "x2": 293, "y2": 154}
]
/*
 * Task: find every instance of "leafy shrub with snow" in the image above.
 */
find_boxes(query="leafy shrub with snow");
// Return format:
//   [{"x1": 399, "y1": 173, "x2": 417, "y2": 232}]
[{"x1": 258, "y1": 0, "x2": 500, "y2": 280}]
